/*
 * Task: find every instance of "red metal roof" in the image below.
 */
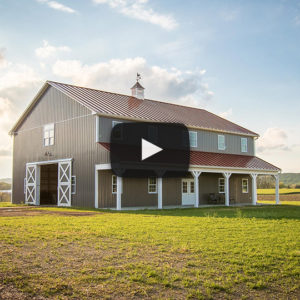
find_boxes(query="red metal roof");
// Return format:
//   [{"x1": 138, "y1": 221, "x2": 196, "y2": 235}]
[
  {"x1": 48, "y1": 81, "x2": 258, "y2": 137},
  {"x1": 99, "y1": 142, "x2": 280, "y2": 172}
]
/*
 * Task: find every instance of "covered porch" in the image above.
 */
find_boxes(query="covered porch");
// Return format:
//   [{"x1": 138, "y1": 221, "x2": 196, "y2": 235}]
[{"x1": 94, "y1": 164, "x2": 280, "y2": 210}]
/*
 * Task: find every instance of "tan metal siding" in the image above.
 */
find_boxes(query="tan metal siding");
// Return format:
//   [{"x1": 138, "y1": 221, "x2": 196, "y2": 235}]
[
  {"x1": 12, "y1": 86, "x2": 110, "y2": 207},
  {"x1": 98, "y1": 170, "x2": 116, "y2": 208},
  {"x1": 162, "y1": 177, "x2": 181, "y2": 205}
]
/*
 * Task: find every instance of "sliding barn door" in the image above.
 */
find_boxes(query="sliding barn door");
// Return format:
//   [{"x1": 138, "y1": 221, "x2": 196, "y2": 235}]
[
  {"x1": 58, "y1": 161, "x2": 72, "y2": 207},
  {"x1": 25, "y1": 164, "x2": 40, "y2": 205}
]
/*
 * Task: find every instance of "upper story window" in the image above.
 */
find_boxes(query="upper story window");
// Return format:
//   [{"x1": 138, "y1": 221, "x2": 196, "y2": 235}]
[
  {"x1": 189, "y1": 131, "x2": 197, "y2": 148},
  {"x1": 241, "y1": 137, "x2": 248, "y2": 152},
  {"x1": 218, "y1": 134, "x2": 225, "y2": 150},
  {"x1": 112, "y1": 120, "x2": 123, "y2": 140},
  {"x1": 43, "y1": 123, "x2": 54, "y2": 146}
]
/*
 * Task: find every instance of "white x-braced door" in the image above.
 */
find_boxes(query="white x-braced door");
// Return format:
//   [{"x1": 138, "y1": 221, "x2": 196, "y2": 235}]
[
  {"x1": 25, "y1": 164, "x2": 40, "y2": 205},
  {"x1": 58, "y1": 161, "x2": 72, "y2": 207}
]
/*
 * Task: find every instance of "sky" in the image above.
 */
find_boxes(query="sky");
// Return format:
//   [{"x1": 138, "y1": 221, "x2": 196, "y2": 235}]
[{"x1": 0, "y1": 0, "x2": 300, "y2": 178}]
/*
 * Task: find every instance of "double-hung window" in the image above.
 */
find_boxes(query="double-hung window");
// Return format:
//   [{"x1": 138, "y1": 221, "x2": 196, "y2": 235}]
[
  {"x1": 43, "y1": 123, "x2": 54, "y2": 146},
  {"x1": 112, "y1": 175, "x2": 117, "y2": 194},
  {"x1": 218, "y1": 178, "x2": 225, "y2": 193},
  {"x1": 189, "y1": 131, "x2": 197, "y2": 148},
  {"x1": 71, "y1": 176, "x2": 76, "y2": 194},
  {"x1": 218, "y1": 134, "x2": 225, "y2": 150},
  {"x1": 148, "y1": 177, "x2": 157, "y2": 193},
  {"x1": 241, "y1": 137, "x2": 248, "y2": 153},
  {"x1": 242, "y1": 179, "x2": 248, "y2": 193}
]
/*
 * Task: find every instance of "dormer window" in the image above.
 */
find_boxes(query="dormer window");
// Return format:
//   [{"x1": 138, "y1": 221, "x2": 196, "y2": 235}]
[
  {"x1": 43, "y1": 123, "x2": 54, "y2": 146},
  {"x1": 241, "y1": 137, "x2": 248, "y2": 152}
]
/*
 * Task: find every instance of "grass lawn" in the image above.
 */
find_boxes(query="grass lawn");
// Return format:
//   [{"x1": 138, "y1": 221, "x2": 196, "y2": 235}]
[
  {"x1": 257, "y1": 188, "x2": 300, "y2": 195},
  {"x1": 0, "y1": 205, "x2": 299, "y2": 299}
]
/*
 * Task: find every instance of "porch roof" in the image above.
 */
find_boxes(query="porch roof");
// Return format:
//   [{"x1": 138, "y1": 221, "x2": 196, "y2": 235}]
[{"x1": 98, "y1": 142, "x2": 280, "y2": 172}]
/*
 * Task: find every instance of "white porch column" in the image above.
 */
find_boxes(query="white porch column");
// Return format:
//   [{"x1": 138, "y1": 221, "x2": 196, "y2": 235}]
[
  {"x1": 274, "y1": 174, "x2": 280, "y2": 204},
  {"x1": 223, "y1": 172, "x2": 232, "y2": 206},
  {"x1": 250, "y1": 173, "x2": 258, "y2": 205},
  {"x1": 116, "y1": 176, "x2": 122, "y2": 210},
  {"x1": 192, "y1": 171, "x2": 201, "y2": 208},
  {"x1": 158, "y1": 177, "x2": 163, "y2": 209}
]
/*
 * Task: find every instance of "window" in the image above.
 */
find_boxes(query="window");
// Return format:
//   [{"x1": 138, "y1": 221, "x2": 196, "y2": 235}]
[
  {"x1": 112, "y1": 120, "x2": 123, "y2": 140},
  {"x1": 71, "y1": 176, "x2": 76, "y2": 194},
  {"x1": 182, "y1": 181, "x2": 188, "y2": 193},
  {"x1": 218, "y1": 178, "x2": 225, "y2": 193},
  {"x1": 218, "y1": 135, "x2": 225, "y2": 150},
  {"x1": 189, "y1": 131, "x2": 197, "y2": 148},
  {"x1": 242, "y1": 179, "x2": 248, "y2": 193},
  {"x1": 148, "y1": 177, "x2": 157, "y2": 193},
  {"x1": 190, "y1": 181, "x2": 195, "y2": 193},
  {"x1": 241, "y1": 137, "x2": 248, "y2": 153},
  {"x1": 43, "y1": 123, "x2": 54, "y2": 146},
  {"x1": 112, "y1": 175, "x2": 117, "y2": 194}
]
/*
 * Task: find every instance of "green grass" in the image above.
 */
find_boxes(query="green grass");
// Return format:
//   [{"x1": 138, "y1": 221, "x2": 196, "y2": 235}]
[
  {"x1": 257, "y1": 188, "x2": 300, "y2": 195},
  {"x1": 0, "y1": 205, "x2": 299, "y2": 299},
  {"x1": 0, "y1": 201, "x2": 18, "y2": 207}
]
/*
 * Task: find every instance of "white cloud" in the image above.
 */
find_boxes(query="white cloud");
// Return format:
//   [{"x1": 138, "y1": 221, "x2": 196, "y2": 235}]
[
  {"x1": 52, "y1": 57, "x2": 213, "y2": 107},
  {"x1": 256, "y1": 127, "x2": 290, "y2": 153},
  {"x1": 219, "y1": 108, "x2": 233, "y2": 119},
  {"x1": 35, "y1": 40, "x2": 71, "y2": 59},
  {"x1": 93, "y1": 0, "x2": 177, "y2": 30},
  {"x1": 37, "y1": 0, "x2": 76, "y2": 14}
]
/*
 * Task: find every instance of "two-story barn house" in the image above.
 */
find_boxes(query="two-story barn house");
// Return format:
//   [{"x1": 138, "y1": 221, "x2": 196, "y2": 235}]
[{"x1": 9, "y1": 80, "x2": 280, "y2": 209}]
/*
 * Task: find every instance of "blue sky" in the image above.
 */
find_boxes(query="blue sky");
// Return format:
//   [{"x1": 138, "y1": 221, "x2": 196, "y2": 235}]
[{"x1": 0, "y1": 0, "x2": 300, "y2": 177}]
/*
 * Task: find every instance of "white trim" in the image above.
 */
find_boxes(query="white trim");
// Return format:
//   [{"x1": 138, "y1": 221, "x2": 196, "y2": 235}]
[
  {"x1": 95, "y1": 116, "x2": 100, "y2": 142},
  {"x1": 274, "y1": 174, "x2": 280, "y2": 204},
  {"x1": 27, "y1": 158, "x2": 72, "y2": 166},
  {"x1": 71, "y1": 176, "x2": 76, "y2": 194},
  {"x1": 223, "y1": 172, "x2": 231, "y2": 206},
  {"x1": 191, "y1": 171, "x2": 201, "y2": 207},
  {"x1": 95, "y1": 163, "x2": 111, "y2": 170},
  {"x1": 158, "y1": 177, "x2": 162, "y2": 209},
  {"x1": 95, "y1": 166, "x2": 98, "y2": 208},
  {"x1": 116, "y1": 176, "x2": 122, "y2": 210},
  {"x1": 250, "y1": 173, "x2": 258, "y2": 205},
  {"x1": 242, "y1": 178, "x2": 248, "y2": 193}
]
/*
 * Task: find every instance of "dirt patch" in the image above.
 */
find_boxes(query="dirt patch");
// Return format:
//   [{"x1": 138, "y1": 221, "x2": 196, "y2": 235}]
[
  {"x1": 0, "y1": 207, "x2": 98, "y2": 217},
  {"x1": 258, "y1": 194, "x2": 300, "y2": 201}
]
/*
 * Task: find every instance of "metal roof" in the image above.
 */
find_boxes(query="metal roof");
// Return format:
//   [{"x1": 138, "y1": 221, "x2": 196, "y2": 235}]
[
  {"x1": 46, "y1": 81, "x2": 259, "y2": 137},
  {"x1": 99, "y1": 142, "x2": 280, "y2": 172}
]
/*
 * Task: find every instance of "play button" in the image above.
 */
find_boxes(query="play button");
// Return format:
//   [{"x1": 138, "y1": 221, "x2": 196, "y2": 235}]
[
  {"x1": 110, "y1": 122, "x2": 190, "y2": 178},
  {"x1": 141, "y1": 138, "x2": 163, "y2": 161}
]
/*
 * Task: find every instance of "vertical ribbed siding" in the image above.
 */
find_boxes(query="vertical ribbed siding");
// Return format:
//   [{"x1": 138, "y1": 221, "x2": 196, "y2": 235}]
[{"x1": 12, "y1": 87, "x2": 110, "y2": 207}]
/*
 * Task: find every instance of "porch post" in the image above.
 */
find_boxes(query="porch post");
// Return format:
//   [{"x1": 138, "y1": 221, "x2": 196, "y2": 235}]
[
  {"x1": 250, "y1": 173, "x2": 258, "y2": 205},
  {"x1": 158, "y1": 177, "x2": 162, "y2": 209},
  {"x1": 274, "y1": 174, "x2": 280, "y2": 204},
  {"x1": 223, "y1": 172, "x2": 231, "y2": 206},
  {"x1": 192, "y1": 171, "x2": 201, "y2": 208},
  {"x1": 116, "y1": 176, "x2": 122, "y2": 210}
]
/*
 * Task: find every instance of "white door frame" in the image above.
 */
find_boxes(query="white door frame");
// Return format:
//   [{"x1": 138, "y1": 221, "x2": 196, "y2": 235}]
[
  {"x1": 25, "y1": 158, "x2": 72, "y2": 206},
  {"x1": 181, "y1": 178, "x2": 196, "y2": 205},
  {"x1": 58, "y1": 161, "x2": 72, "y2": 207}
]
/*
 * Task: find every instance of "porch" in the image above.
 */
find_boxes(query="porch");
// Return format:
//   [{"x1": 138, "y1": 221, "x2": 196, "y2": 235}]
[{"x1": 95, "y1": 164, "x2": 280, "y2": 210}]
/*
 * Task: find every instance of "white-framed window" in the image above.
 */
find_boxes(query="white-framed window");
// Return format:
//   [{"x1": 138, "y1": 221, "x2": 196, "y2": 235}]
[
  {"x1": 43, "y1": 123, "x2": 54, "y2": 146},
  {"x1": 242, "y1": 178, "x2": 248, "y2": 193},
  {"x1": 218, "y1": 134, "x2": 225, "y2": 150},
  {"x1": 218, "y1": 178, "x2": 225, "y2": 193},
  {"x1": 71, "y1": 176, "x2": 76, "y2": 194},
  {"x1": 148, "y1": 177, "x2": 157, "y2": 193},
  {"x1": 189, "y1": 131, "x2": 197, "y2": 148},
  {"x1": 112, "y1": 175, "x2": 117, "y2": 194},
  {"x1": 241, "y1": 137, "x2": 248, "y2": 153},
  {"x1": 112, "y1": 120, "x2": 123, "y2": 140}
]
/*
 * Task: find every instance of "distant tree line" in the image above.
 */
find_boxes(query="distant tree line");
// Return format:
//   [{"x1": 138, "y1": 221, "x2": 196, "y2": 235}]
[
  {"x1": 0, "y1": 182, "x2": 11, "y2": 190},
  {"x1": 257, "y1": 175, "x2": 300, "y2": 189}
]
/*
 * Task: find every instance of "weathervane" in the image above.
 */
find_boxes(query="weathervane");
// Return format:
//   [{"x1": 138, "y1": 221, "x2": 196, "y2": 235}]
[{"x1": 136, "y1": 73, "x2": 141, "y2": 82}]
